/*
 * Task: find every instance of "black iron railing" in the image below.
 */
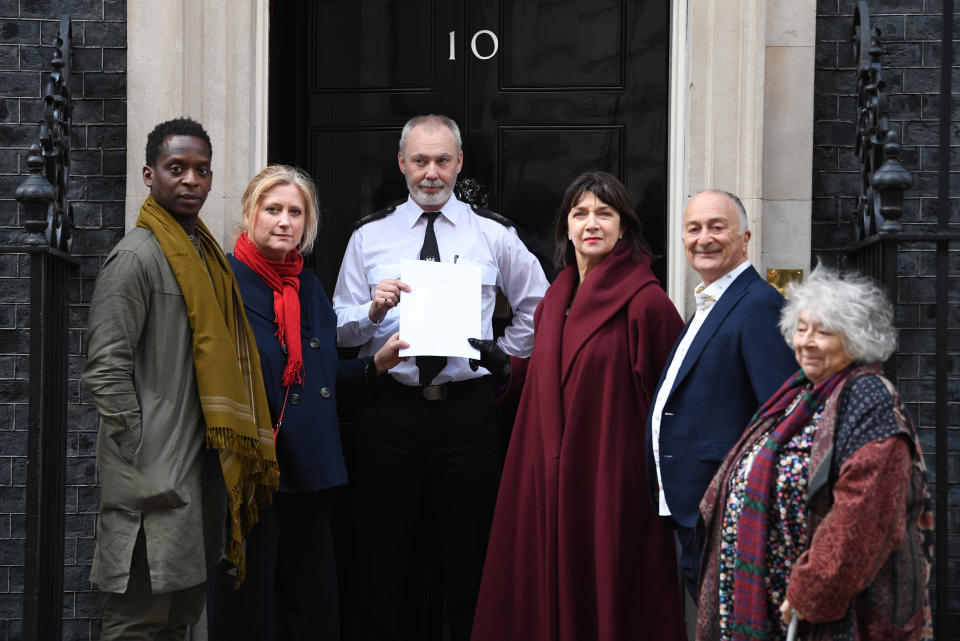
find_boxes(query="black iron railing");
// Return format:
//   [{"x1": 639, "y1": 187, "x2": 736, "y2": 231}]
[
  {"x1": 846, "y1": 3, "x2": 955, "y2": 639},
  {"x1": 2, "y1": 15, "x2": 78, "y2": 641},
  {"x1": 848, "y1": 0, "x2": 914, "y2": 295},
  {"x1": 851, "y1": 2, "x2": 912, "y2": 242}
]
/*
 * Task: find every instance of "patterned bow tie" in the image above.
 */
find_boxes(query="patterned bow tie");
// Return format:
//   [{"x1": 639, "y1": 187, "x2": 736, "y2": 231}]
[{"x1": 695, "y1": 288, "x2": 716, "y2": 312}]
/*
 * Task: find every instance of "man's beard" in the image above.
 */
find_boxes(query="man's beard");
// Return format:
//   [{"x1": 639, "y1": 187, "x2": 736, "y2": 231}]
[{"x1": 408, "y1": 177, "x2": 453, "y2": 208}]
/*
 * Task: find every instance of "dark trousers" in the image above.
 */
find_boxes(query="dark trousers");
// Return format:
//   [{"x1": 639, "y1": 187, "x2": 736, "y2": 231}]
[
  {"x1": 207, "y1": 492, "x2": 339, "y2": 641},
  {"x1": 353, "y1": 377, "x2": 502, "y2": 641},
  {"x1": 673, "y1": 519, "x2": 705, "y2": 599},
  {"x1": 101, "y1": 528, "x2": 206, "y2": 641}
]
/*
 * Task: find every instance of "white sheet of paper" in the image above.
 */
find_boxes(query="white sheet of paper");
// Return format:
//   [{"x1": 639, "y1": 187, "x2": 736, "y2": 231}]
[{"x1": 399, "y1": 259, "x2": 481, "y2": 359}]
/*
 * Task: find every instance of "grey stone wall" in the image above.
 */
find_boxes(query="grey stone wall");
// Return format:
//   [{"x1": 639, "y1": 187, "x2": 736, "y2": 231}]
[
  {"x1": 0, "y1": 2, "x2": 125, "y2": 639},
  {"x1": 814, "y1": 0, "x2": 959, "y2": 637}
]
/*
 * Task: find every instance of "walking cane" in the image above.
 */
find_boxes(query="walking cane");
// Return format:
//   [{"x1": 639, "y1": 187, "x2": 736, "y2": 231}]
[{"x1": 786, "y1": 611, "x2": 799, "y2": 641}]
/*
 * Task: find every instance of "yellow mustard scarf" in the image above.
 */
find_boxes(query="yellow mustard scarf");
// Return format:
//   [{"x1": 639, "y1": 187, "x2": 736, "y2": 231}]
[{"x1": 137, "y1": 195, "x2": 278, "y2": 583}]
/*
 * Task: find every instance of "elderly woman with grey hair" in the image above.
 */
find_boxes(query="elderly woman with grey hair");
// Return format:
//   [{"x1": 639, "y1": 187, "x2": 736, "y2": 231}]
[{"x1": 696, "y1": 267, "x2": 933, "y2": 641}]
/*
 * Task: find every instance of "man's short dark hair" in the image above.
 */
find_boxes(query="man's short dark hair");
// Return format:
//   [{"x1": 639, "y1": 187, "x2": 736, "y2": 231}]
[{"x1": 145, "y1": 117, "x2": 212, "y2": 167}]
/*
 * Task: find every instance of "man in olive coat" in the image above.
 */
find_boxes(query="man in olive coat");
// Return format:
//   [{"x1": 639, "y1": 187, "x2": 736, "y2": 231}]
[{"x1": 83, "y1": 118, "x2": 234, "y2": 639}]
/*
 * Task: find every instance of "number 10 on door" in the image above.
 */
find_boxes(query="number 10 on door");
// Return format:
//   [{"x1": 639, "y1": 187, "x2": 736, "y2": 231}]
[{"x1": 449, "y1": 30, "x2": 499, "y2": 60}]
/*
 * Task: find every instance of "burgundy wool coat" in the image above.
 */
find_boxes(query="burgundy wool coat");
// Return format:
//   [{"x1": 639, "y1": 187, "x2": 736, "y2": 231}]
[{"x1": 472, "y1": 243, "x2": 687, "y2": 641}]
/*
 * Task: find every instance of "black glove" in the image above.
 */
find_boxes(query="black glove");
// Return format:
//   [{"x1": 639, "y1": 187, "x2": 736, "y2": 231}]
[{"x1": 467, "y1": 337, "x2": 511, "y2": 384}]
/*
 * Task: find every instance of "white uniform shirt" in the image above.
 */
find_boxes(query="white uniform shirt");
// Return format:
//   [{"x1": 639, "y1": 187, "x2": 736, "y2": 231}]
[
  {"x1": 651, "y1": 260, "x2": 752, "y2": 515},
  {"x1": 333, "y1": 195, "x2": 549, "y2": 387}
]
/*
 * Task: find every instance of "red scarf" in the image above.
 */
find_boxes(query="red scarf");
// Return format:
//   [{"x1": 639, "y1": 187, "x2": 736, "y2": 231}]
[{"x1": 234, "y1": 233, "x2": 304, "y2": 386}]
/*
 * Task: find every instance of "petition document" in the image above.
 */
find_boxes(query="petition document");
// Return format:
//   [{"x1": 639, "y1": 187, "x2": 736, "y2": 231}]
[{"x1": 399, "y1": 259, "x2": 482, "y2": 359}]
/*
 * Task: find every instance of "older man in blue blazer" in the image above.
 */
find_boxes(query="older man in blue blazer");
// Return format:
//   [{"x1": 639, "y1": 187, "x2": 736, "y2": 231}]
[{"x1": 646, "y1": 190, "x2": 797, "y2": 597}]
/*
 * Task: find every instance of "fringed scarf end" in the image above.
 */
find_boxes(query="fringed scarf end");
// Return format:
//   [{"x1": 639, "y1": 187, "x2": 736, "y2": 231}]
[
  {"x1": 206, "y1": 427, "x2": 266, "y2": 456},
  {"x1": 226, "y1": 538, "x2": 247, "y2": 589}
]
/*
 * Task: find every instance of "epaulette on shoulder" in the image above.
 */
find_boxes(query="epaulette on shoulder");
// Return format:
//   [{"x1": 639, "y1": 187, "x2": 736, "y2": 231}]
[
  {"x1": 353, "y1": 204, "x2": 396, "y2": 230},
  {"x1": 471, "y1": 204, "x2": 514, "y2": 227}
]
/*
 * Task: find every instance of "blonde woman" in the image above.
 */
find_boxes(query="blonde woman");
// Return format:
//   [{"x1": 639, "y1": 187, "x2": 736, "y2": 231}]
[{"x1": 207, "y1": 165, "x2": 406, "y2": 640}]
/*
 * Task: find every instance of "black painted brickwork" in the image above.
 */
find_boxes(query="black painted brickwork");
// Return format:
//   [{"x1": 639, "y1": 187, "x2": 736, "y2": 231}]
[
  {"x1": 0, "y1": 2, "x2": 125, "y2": 640},
  {"x1": 814, "y1": 0, "x2": 959, "y2": 637}
]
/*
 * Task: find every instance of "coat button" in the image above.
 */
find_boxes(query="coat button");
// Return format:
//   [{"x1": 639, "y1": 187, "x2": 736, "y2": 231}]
[
  {"x1": 289, "y1": 393, "x2": 301, "y2": 405},
  {"x1": 320, "y1": 387, "x2": 331, "y2": 399},
  {"x1": 309, "y1": 337, "x2": 320, "y2": 349}
]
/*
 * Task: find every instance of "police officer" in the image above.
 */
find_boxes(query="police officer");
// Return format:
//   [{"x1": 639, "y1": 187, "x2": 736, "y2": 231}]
[{"x1": 333, "y1": 114, "x2": 548, "y2": 641}]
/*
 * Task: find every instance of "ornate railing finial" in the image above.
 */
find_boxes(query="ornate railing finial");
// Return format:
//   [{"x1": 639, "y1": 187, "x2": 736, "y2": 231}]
[
  {"x1": 15, "y1": 145, "x2": 55, "y2": 246},
  {"x1": 872, "y1": 130, "x2": 913, "y2": 232},
  {"x1": 852, "y1": 1, "x2": 911, "y2": 240},
  {"x1": 18, "y1": 15, "x2": 73, "y2": 254}
]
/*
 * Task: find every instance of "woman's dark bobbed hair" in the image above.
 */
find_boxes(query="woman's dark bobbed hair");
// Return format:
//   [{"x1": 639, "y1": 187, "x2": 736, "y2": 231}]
[{"x1": 553, "y1": 171, "x2": 653, "y2": 270}]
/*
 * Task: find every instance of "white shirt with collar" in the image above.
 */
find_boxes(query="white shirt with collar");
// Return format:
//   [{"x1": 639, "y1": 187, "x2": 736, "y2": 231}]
[
  {"x1": 333, "y1": 194, "x2": 549, "y2": 387},
  {"x1": 650, "y1": 260, "x2": 753, "y2": 516}
]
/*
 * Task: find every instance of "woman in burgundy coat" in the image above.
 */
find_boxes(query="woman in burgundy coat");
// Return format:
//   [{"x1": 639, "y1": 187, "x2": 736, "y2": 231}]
[{"x1": 470, "y1": 172, "x2": 687, "y2": 640}]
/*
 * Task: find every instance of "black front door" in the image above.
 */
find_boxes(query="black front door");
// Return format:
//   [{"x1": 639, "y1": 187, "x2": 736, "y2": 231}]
[
  {"x1": 269, "y1": 3, "x2": 669, "y2": 639},
  {"x1": 270, "y1": 0, "x2": 670, "y2": 291}
]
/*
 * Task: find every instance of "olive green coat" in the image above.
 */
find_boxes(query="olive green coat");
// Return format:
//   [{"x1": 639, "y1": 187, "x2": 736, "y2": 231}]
[{"x1": 83, "y1": 227, "x2": 227, "y2": 593}]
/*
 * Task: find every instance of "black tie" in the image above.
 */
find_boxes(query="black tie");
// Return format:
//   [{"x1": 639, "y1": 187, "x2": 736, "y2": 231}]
[{"x1": 417, "y1": 212, "x2": 447, "y2": 386}]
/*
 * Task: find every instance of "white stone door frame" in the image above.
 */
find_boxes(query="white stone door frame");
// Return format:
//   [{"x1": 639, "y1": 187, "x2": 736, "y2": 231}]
[
  {"x1": 124, "y1": 0, "x2": 270, "y2": 245},
  {"x1": 667, "y1": 0, "x2": 816, "y2": 314},
  {"x1": 125, "y1": 0, "x2": 816, "y2": 315}
]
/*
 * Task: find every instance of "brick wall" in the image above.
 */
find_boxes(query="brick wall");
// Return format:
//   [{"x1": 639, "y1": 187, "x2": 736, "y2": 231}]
[
  {"x1": 0, "y1": 2, "x2": 125, "y2": 639},
  {"x1": 814, "y1": 0, "x2": 959, "y2": 637}
]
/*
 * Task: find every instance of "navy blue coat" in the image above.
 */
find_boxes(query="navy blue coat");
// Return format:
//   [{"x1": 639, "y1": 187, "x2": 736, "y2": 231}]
[
  {"x1": 230, "y1": 255, "x2": 371, "y2": 493},
  {"x1": 644, "y1": 266, "x2": 797, "y2": 528}
]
